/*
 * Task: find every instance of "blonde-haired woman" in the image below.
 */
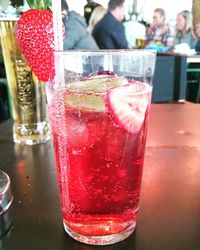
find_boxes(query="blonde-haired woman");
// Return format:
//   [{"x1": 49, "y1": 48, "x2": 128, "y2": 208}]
[
  {"x1": 146, "y1": 8, "x2": 175, "y2": 49},
  {"x1": 174, "y1": 10, "x2": 197, "y2": 49},
  {"x1": 88, "y1": 6, "x2": 107, "y2": 33}
]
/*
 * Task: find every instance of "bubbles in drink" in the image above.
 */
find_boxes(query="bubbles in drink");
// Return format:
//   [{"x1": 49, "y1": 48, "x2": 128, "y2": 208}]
[{"x1": 49, "y1": 75, "x2": 152, "y2": 236}]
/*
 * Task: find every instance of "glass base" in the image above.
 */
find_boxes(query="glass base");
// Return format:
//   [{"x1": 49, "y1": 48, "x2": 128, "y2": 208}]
[
  {"x1": 13, "y1": 121, "x2": 50, "y2": 145},
  {"x1": 63, "y1": 220, "x2": 136, "y2": 245}
]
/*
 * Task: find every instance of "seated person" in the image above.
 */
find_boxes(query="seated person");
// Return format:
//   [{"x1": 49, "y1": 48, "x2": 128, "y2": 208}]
[
  {"x1": 194, "y1": 24, "x2": 200, "y2": 53},
  {"x1": 61, "y1": 0, "x2": 98, "y2": 50},
  {"x1": 87, "y1": 6, "x2": 107, "y2": 33},
  {"x1": 92, "y1": 0, "x2": 128, "y2": 49},
  {"x1": 84, "y1": 0, "x2": 101, "y2": 25},
  {"x1": 174, "y1": 10, "x2": 197, "y2": 49},
  {"x1": 146, "y1": 8, "x2": 175, "y2": 50},
  {"x1": 193, "y1": 0, "x2": 200, "y2": 53}
]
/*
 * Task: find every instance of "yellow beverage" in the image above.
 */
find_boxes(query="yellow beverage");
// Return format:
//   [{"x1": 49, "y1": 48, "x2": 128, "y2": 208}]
[
  {"x1": 135, "y1": 38, "x2": 147, "y2": 49},
  {"x1": 0, "y1": 18, "x2": 50, "y2": 145}
]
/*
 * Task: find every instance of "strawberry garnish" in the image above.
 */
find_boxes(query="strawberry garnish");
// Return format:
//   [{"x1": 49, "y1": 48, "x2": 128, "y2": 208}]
[
  {"x1": 15, "y1": 0, "x2": 61, "y2": 82},
  {"x1": 106, "y1": 81, "x2": 152, "y2": 134}
]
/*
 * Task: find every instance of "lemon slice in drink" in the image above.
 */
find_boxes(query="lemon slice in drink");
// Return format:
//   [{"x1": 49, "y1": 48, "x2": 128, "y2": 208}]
[
  {"x1": 65, "y1": 77, "x2": 128, "y2": 112},
  {"x1": 66, "y1": 76, "x2": 128, "y2": 94}
]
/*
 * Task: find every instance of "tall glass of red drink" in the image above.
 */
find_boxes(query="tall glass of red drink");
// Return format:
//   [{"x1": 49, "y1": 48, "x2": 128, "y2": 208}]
[{"x1": 46, "y1": 50, "x2": 156, "y2": 245}]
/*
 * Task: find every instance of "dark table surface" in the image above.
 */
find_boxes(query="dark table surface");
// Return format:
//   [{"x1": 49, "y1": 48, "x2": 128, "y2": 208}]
[{"x1": 0, "y1": 102, "x2": 200, "y2": 250}]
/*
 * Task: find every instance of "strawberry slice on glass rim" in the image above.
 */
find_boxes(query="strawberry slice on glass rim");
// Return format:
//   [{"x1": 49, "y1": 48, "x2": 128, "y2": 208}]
[{"x1": 106, "y1": 80, "x2": 152, "y2": 134}]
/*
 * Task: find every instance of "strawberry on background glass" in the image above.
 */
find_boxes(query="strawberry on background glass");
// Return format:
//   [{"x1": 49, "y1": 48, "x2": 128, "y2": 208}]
[
  {"x1": 0, "y1": 1, "x2": 52, "y2": 145},
  {"x1": 15, "y1": 0, "x2": 63, "y2": 82}
]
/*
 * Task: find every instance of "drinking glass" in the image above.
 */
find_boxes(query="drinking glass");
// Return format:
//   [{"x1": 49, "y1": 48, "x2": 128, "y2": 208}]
[
  {"x1": 0, "y1": 18, "x2": 50, "y2": 145},
  {"x1": 136, "y1": 38, "x2": 148, "y2": 49},
  {"x1": 46, "y1": 50, "x2": 156, "y2": 245}
]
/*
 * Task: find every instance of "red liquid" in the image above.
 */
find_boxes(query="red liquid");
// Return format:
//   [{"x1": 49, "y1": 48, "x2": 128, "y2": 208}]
[{"x1": 48, "y1": 81, "x2": 151, "y2": 237}]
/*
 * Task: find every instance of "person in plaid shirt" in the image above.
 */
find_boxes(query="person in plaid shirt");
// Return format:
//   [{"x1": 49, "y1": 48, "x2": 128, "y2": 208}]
[{"x1": 147, "y1": 8, "x2": 175, "y2": 50}]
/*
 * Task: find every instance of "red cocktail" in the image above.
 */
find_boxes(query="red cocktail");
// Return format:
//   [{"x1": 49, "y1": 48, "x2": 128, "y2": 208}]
[{"x1": 46, "y1": 50, "x2": 156, "y2": 245}]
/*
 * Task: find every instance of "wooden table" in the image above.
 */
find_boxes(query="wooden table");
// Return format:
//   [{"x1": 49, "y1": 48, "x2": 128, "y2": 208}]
[{"x1": 0, "y1": 103, "x2": 200, "y2": 249}]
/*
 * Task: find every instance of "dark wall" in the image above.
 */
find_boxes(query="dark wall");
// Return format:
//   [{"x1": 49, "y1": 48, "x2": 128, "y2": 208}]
[{"x1": 152, "y1": 54, "x2": 187, "y2": 103}]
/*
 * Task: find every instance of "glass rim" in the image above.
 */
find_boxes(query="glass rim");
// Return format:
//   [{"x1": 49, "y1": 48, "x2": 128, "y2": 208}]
[{"x1": 54, "y1": 49, "x2": 157, "y2": 57}]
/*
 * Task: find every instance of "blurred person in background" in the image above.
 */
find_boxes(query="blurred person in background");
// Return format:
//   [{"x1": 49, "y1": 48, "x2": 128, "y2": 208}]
[
  {"x1": 61, "y1": 0, "x2": 98, "y2": 50},
  {"x1": 146, "y1": 8, "x2": 175, "y2": 50},
  {"x1": 174, "y1": 10, "x2": 197, "y2": 49},
  {"x1": 84, "y1": 0, "x2": 101, "y2": 25},
  {"x1": 193, "y1": 0, "x2": 200, "y2": 52},
  {"x1": 92, "y1": 0, "x2": 128, "y2": 49},
  {"x1": 87, "y1": 5, "x2": 107, "y2": 33},
  {"x1": 194, "y1": 24, "x2": 200, "y2": 52}
]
